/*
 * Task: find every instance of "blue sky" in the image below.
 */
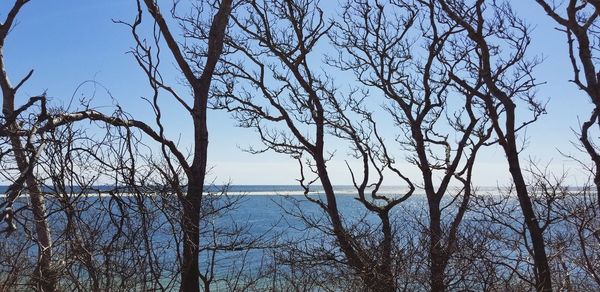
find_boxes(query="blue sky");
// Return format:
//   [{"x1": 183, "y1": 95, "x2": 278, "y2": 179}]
[{"x1": 1, "y1": 0, "x2": 592, "y2": 186}]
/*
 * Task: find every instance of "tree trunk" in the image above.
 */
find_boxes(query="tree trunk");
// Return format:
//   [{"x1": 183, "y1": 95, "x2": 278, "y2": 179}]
[
  {"x1": 180, "y1": 94, "x2": 209, "y2": 291},
  {"x1": 180, "y1": 180, "x2": 203, "y2": 292},
  {"x1": 15, "y1": 140, "x2": 56, "y2": 292},
  {"x1": 364, "y1": 275, "x2": 395, "y2": 292},
  {"x1": 138, "y1": 1, "x2": 231, "y2": 289},
  {"x1": 316, "y1": 159, "x2": 399, "y2": 290},
  {"x1": 5, "y1": 128, "x2": 56, "y2": 292},
  {"x1": 378, "y1": 212, "x2": 395, "y2": 291},
  {"x1": 505, "y1": 146, "x2": 553, "y2": 291},
  {"x1": 580, "y1": 110, "x2": 600, "y2": 207},
  {"x1": 429, "y1": 202, "x2": 446, "y2": 292},
  {"x1": 1, "y1": 47, "x2": 57, "y2": 291}
]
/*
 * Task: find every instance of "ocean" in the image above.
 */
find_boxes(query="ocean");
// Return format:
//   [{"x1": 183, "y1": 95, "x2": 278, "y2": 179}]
[
  {"x1": 3, "y1": 184, "x2": 574, "y2": 290},
  {"x1": 1, "y1": 185, "x2": 428, "y2": 276}
]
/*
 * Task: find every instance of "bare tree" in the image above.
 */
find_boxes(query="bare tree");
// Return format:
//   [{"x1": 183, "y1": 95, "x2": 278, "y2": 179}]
[
  {"x1": 534, "y1": 0, "x2": 600, "y2": 205},
  {"x1": 330, "y1": 1, "x2": 493, "y2": 290},
  {"x1": 33, "y1": 1, "x2": 235, "y2": 290},
  {"x1": 530, "y1": 0, "x2": 600, "y2": 286},
  {"x1": 216, "y1": 0, "x2": 419, "y2": 290},
  {"x1": 0, "y1": 1, "x2": 58, "y2": 290},
  {"x1": 1, "y1": 0, "x2": 236, "y2": 290},
  {"x1": 3, "y1": 0, "x2": 599, "y2": 291},
  {"x1": 524, "y1": 164, "x2": 600, "y2": 290},
  {"x1": 130, "y1": 1, "x2": 234, "y2": 290},
  {"x1": 3, "y1": 86, "x2": 263, "y2": 291},
  {"x1": 436, "y1": 0, "x2": 551, "y2": 290}
]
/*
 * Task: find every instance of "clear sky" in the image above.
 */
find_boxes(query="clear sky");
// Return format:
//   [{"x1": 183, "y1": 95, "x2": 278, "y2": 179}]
[{"x1": 1, "y1": 0, "x2": 593, "y2": 186}]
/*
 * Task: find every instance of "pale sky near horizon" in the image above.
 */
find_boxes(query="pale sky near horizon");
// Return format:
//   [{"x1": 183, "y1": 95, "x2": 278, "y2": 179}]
[{"x1": 1, "y1": 0, "x2": 594, "y2": 186}]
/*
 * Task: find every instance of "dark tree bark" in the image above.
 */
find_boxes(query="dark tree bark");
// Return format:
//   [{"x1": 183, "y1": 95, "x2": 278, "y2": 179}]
[
  {"x1": 331, "y1": 1, "x2": 493, "y2": 290},
  {"x1": 34, "y1": 1, "x2": 234, "y2": 290},
  {"x1": 218, "y1": 1, "x2": 415, "y2": 290},
  {"x1": 437, "y1": 1, "x2": 552, "y2": 290},
  {"x1": 535, "y1": 0, "x2": 600, "y2": 206},
  {"x1": 128, "y1": 2, "x2": 233, "y2": 290}
]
